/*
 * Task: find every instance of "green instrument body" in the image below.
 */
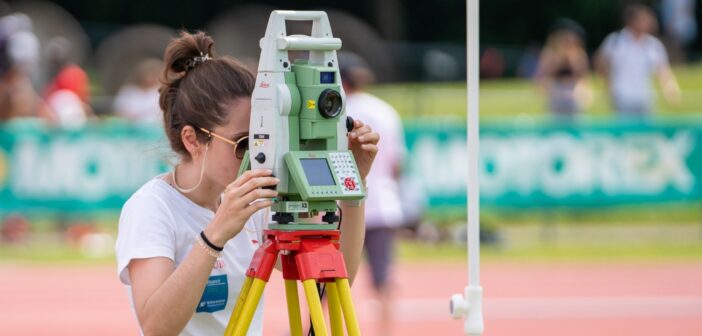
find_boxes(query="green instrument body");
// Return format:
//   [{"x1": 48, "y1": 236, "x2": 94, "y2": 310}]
[{"x1": 242, "y1": 59, "x2": 365, "y2": 230}]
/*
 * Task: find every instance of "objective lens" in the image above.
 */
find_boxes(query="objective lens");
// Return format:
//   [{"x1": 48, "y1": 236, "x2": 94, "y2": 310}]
[{"x1": 318, "y1": 89, "x2": 342, "y2": 119}]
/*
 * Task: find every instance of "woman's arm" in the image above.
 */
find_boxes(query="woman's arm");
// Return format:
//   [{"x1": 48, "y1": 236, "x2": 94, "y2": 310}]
[
  {"x1": 337, "y1": 202, "x2": 366, "y2": 284},
  {"x1": 573, "y1": 50, "x2": 594, "y2": 109},
  {"x1": 342, "y1": 118, "x2": 379, "y2": 284},
  {"x1": 534, "y1": 49, "x2": 554, "y2": 92},
  {"x1": 128, "y1": 245, "x2": 217, "y2": 335},
  {"x1": 128, "y1": 170, "x2": 279, "y2": 335},
  {"x1": 657, "y1": 65, "x2": 681, "y2": 106}
]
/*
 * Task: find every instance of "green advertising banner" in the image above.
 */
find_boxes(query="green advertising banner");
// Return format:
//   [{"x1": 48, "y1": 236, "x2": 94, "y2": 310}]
[
  {"x1": 0, "y1": 120, "x2": 171, "y2": 213},
  {"x1": 405, "y1": 118, "x2": 702, "y2": 210},
  {"x1": 1, "y1": 118, "x2": 701, "y2": 214}
]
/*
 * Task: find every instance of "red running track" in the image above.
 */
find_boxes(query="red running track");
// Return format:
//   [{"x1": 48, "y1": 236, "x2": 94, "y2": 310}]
[{"x1": 0, "y1": 261, "x2": 700, "y2": 335}]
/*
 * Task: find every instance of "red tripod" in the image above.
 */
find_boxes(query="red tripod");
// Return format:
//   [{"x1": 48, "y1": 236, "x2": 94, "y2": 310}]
[{"x1": 224, "y1": 229, "x2": 360, "y2": 336}]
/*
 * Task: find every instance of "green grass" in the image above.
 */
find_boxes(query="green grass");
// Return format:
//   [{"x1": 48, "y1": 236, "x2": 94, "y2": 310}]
[
  {"x1": 369, "y1": 63, "x2": 702, "y2": 120},
  {"x1": 0, "y1": 238, "x2": 114, "y2": 265},
  {"x1": 420, "y1": 202, "x2": 702, "y2": 229},
  {"x1": 481, "y1": 203, "x2": 702, "y2": 226},
  {"x1": 2, "y1": 223, "x2": 701, "y2": 265},
  {"x1": 398, "y1": 222, "x2": 702, "y2": 263},
  {"x1": 6, "y1": 238, "x2": 699, "y2": 265},
  {"x1": 398, "y1": 238, "x2": 702, "y2": 263}
]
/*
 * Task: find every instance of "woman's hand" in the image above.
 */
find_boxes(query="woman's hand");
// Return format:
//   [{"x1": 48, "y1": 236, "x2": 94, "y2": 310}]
[
  {"x1": 205, "y1": 170, "x2": 278, "y2": 246},
  {"x1": 348, "y1": 118, "x2": 379, "y2": 183}
]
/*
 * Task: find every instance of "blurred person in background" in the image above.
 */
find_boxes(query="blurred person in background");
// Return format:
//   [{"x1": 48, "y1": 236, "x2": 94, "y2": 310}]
[
  {"x1": 596, "y1": 4, "x2": 681, "y2": 120},
  {"x1": 43, "y1": 36, "x2": 93, "y2": 127},
  {"x1": 339, "y1": 51, "x2": 405, "y2": 336},
  {"x1": 0, "y1": 12, "x2": 53, "y2": 122},
  {"x1": 0, "y1": 213, "x2": 30, "y2": 243},
  {"x1": 113, "y1": 58, "x2": 163, "y2": 123},
  {"x1": 517, "y1": 42, "x2": 541, "y2": 79},
  {"x1": 661, "y1": 0, "x2": 697, "y2": 63},
  {"x1": 535, "y1": 18, "x2": 592, "y2": 123},
  {"x1": 479, "y1": 47, "x2": 505, "y2": 79},
  {"x1": 115, "y1": 32, "x2": 378, "y2": 335},
  {"x1": 0, "y1": 12, "x2": 53, "y2": 245}
]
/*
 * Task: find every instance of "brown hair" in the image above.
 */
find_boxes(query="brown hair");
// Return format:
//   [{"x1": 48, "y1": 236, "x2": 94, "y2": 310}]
[{"x1": 159, "y1": 31, "x2": 255, "y2": 159}]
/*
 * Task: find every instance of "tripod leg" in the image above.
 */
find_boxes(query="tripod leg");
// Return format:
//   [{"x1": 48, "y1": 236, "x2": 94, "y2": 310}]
[
  {"x1": 325, "y1": 282, "x2": 344, "y2": 336},
  {"x1": 302, "y1": 279, "x2": 329, "y2": 336},
  {"x1": 336, "y1": 278, "x2": 360, "y2": 336},
  {"x1": 285, "y1": 280, "x2": 303, "y2": 336},
  {"x1": 232, "y1": 278, "x2": 267, "y2": 336},
  {"x1": 224, "y1": 276, "x2": 254, "y2": 336}
]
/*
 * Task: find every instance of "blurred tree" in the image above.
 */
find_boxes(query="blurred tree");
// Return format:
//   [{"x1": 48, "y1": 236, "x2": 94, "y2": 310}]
[
  {"x1": 45, "y1": 1, "x2": 676, "y2": 50},
  {"x1": 31, "y1": 0, "x2": 702, "y2": 80}
]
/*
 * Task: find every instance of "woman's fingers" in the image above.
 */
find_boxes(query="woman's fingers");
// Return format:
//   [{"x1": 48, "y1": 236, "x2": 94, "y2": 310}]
[
  {"x1": 242, "y1": 199, "x2": 275, "y2": 217},
  {"x1": 237, "y1": 188, "x2": 278, "y2": 208},
  {"x1": 360, "y1": 143, "x2": 378, "y2": 152},
  {"x1": 227, "y1": 176, "x2": 279, "y2": 201},
  {"x1": 241, "y1": 175, "x2": 279, "y2": 193},
  {"x1": 353, "y1": 118, "x2": 364, "y2": 129},
  {"x1": 349, "y1": 119, "x2": 367, "y2": 139},
  {"x1": 357, "y1": 131, "x2": 379, "y2": 144},
  {"x1": 227, "y1": 169, "x2": 273, "y2": 189}
]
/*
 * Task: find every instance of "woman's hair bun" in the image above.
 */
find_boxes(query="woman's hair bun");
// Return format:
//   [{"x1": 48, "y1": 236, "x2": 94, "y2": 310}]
[{"x1": 162, "y1": 31, "x2": 215, "y2": 84}]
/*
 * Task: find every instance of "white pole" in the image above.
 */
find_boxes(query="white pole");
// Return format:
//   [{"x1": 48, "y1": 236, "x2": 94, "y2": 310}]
[
  {"x1": 449, "y1": 0, "x2": 484, "y2": 334},
  {"x1": 467, "y1": 0, "x2": 480, "y2": 290}
]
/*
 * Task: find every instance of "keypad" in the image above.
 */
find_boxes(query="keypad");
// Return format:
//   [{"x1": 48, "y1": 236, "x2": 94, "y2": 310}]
[{"x1": 329, "y1": 152, "x2": 362, "y2": 195}]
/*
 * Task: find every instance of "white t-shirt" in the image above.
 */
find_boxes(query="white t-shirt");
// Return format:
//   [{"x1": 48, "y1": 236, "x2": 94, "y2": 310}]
[
  {"x1": 346, "y1": 92, "x2": 406, "y2": 228},
  {"x1": 46, "y1": 89, "x2": 87, "y2": 128},
  {"x1": 599, "y1": 29, "x2": 669, "y2": 108},
  {"x1": 115, "y1": 175, "x2": 267, "y2": 335}
]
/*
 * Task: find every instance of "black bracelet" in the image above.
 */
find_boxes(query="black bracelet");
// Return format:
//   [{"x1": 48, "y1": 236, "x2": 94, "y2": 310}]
[{"x1": 200, "y1": 231, "x2": 224, "y2": 252}]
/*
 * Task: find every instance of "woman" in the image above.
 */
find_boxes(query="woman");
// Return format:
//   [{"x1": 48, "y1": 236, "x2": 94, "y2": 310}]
[
  {"x1": 115, "y1": 31, "x2": 378, "y2": 335},
  {"x1": 535, "y1": 19, "x2": 592, "y2": 123}
]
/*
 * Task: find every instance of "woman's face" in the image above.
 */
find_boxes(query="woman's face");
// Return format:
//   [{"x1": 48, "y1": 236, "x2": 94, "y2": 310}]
[
  {"x1": 559, "y1": 31, "x2": 580, "y2": 49},
  {"x1": 205, "y1": 97, "x2": 251, "y2": 190},
  {"x1": 631, "y1": 12, "x2": 655, "y2": 35}
]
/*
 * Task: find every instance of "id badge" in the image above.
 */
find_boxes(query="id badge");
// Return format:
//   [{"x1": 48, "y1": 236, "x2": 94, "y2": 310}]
[{"x1": 196, "y1": 274, "x2": 228, "y2": 313}]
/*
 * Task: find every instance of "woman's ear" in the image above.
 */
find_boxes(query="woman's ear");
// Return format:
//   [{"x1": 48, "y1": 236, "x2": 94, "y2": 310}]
[{"x1": 181, "y1": 125, "x2": 203, "y2": 158}]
